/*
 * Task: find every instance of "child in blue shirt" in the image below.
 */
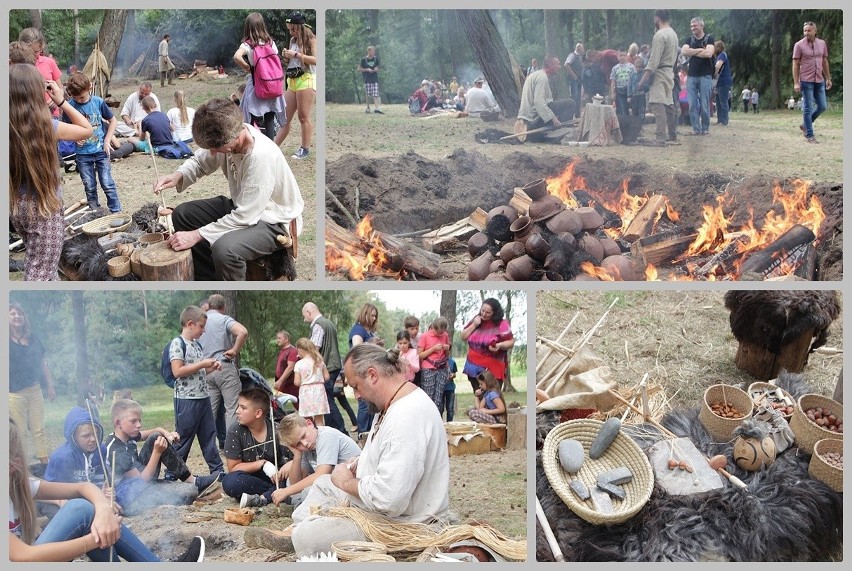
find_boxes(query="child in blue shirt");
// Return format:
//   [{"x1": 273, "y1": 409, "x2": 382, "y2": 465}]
[
  {"x1": 444, "y1": 357, "x2": 457, "y2": 422},
  {"x1": 63, "y1": 72, "x2": 122, "y2": 212}
]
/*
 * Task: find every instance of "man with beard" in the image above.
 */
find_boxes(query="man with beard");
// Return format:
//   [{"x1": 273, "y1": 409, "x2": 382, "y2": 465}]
[
  {"x1": 290, "y1": 344, "x2": 449, "y2": 558},
  {"x1": 516, "y1": 55, "x2": 575, "y2": 141},
  {"x1": 793, "y1": 21, "x2": 832, "y2": 144},
  {"x1": 637, "y1": 9, "x2": 679, "y2": 146}
]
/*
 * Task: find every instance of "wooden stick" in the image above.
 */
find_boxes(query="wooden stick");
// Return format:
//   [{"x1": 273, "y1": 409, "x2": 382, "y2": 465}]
[
  {"x1": 84, "y1": 399, "x2": 110, "y2": 487},
  {"x1": 536, "y1": 313, "x2": 580, "y2": 374},
  {"x1": 268, "y1": 407, "x2": 280, "y2": 514},
  {"x1": 500, "y1": 125, "x2": 555, "y2": 140},
  {"x1": 109, "y1": 450, "x2": 116, "y2": 562},
  {"x1": 606, "y1": 388, "x2": 748, "y2": 491},
  {"x1": 538, "y1": 337, "x2": 576, "y2": 357},
  {"x1": 326, "y1": 189, "x2": 358, "y2": 227},
  {"x1": 535, "y1": 497, "x2": 564, "y2": 562},
  {"x1": 639, "y1": 373, "x2": 650, "y2": 421}
]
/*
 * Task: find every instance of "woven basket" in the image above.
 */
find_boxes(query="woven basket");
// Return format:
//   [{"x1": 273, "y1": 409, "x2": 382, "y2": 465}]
[
  {"x1": 542, "y1": 419, "x2": 654, "y2": 525},
  {"x1": 138, "y1": 232, "x2": 165, "y2": 246},
  {"x1": 808, "y1": 438, "x2": 843, "y2": 492},
  {"x1": 790, "y1": 394, "x2": 843, "y2": 454},
  {"x1": 107, "y1": 255, "x2": 131, "y2": 277},
  {"x1": 81, "y1": 213, "x2": 132, "y2": 236},
  {"x1": 699, "y1": 384, "x2": 752, "y2": 442},
  {"x1": 748, "y1": 381, "x2": 795, "y2": 421},
  {"x1": 223, "y1": 507, "x2": 254, "y2": 526}
]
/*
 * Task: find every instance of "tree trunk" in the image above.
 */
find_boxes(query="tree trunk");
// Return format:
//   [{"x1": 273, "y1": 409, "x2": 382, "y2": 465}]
[
  {"x1": 582, "y1": 11, "x2": 590, "y2": 47},
  {"x1": 445, "y1": 10, "x2": 468, "y2": 80},
  {"x1": 73, "y1": 10, "x2": 80, "y2": 67},
  {"x1": 72, "y1": 291, "x2": 89, "y2": 407},
  {"x1": 141, "y1": 291, "x2": 148, "y2": 327},
  {"x1": 367, "y1": 9, "x2": 379, "y2": 48},
  {"x1": 97, "y1": 9, "x2": 129, "y2": 95},
  {"x1": 605, "y1": 10, "x2": 614, "y2": 47},
  {"x1": 29, "y1": 9, "x2": 42, "y2": 30},
  {"x1": 770, "y1": 10, "x2": 782, "y2": 109},
  {"x1": 502, "y1": 292, "x2": 518, "y2": 393},
  {"x1": 457, "y1": 10, "x2": 521, "y2": 118},
  {"x1": 440, "y1": 291, "x2": 458, "y2": 345},
  {"x1": 544, "y1": 10, "x2": 561, "y2": 60}
]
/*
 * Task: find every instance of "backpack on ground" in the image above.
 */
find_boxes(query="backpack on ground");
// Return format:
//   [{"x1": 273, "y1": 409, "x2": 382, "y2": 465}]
[
  {"x1": 408, "y1": 95, "x2": 421, "y2": 115},
  {"x1": 249, "y1": 42, "x2": 285, "y2": 99},
  {"x1": 156, "y1": 140, "x2": 193, "y2": 159},
  {"x1": 161, "y1": 336, "x2": 186, "y2": 389}
]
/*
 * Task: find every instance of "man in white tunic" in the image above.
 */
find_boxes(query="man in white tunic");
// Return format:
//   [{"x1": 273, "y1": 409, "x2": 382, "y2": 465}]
[
  {"x1": 158, "y1": 34, "x2": 176, "y2": 87},
  {"x1": 153, "y1": 98, "x2": 304, "y2": 280},
  {"x1": 517, "y1": 56, "x2": 575, "y2": 140},
  {"x1": 290, "y1": 344, "x2": 450, "y2": 558}
]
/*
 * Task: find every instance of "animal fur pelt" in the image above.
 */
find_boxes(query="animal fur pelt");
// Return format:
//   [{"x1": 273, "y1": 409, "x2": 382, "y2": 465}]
[
  {"x1": 254, "y1": 248, "x2": 296, "y2": 281},
  {"x1": 61, "y1": 234, "x2": 137, "y2": 281},
  {"x1": 474, "y1": 129, "x2": 522, "y2": 145},
  {"x1": 724, "y1": 290, "x2": 840, "y2": 354},
  {"x1": 536, "y1": 371, "x2": 843, "y2": 562},
  {"x1": 132, "y1": 202, "x2": 167, "y2": 234}
]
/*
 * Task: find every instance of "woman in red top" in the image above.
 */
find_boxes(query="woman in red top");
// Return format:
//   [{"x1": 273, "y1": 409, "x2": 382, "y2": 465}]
[
  {"x1": 18, "y1": 28, "x2": 63, "y2": 118},
  {"x1": 460, "y1": 298, "x2": 515, "y2": 392}
]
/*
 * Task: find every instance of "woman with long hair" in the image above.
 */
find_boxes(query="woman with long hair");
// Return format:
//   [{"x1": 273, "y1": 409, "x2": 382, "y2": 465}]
[
  {"x1": 10, "y1": 64, "x2": 92, "y2": 280},
  {"x1": 274, "y1": 11, "x2": 317, "y2": 160},
  {"x1": 9, "y1": 302, "x2": 56, "y2": 467},
  {"x1": 233, "y1": 11, "x2": 287, "y2": 141},
  {"x1": 293, "y1": 338, "x2": 330, "y2": 427},
  {"x1": 460, "y1": 298, "x2": 515, "y2": 392},
  {"x1": 349, "y1": 302, "x2": 383, "y2": 439},
  {"x1": 167, "y1": 90, "x2": 195, "y2": 142},
  {"x1": 9, "y1": 421, "x2": 205, "y2": 562}
]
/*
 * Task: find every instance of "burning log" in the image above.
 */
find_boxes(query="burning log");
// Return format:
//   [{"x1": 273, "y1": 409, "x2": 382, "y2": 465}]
[
  {"x1": 622, "y1": 194, "x2": 668, "y2": 242},
  {"x1": 325, "y1": 217, "x2": 442, "y2": 279},
  {"x1": 694, "y1": 235, "x2": 749, "y2": 278},
  {"x1": 420, "y1": 207, "x2": 488, "y2": 253},
  {"x1": 630, "y1": 226, "x2": 697, "y2": 266},
  {"x1": 736, "y1": 224, "x2": 816, "y2": 280}
]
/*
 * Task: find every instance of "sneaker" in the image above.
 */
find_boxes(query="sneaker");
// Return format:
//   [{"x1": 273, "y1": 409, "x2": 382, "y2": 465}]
[
  {"x1": 195, "y1": 471, "x2": 222, "y2": 498},
  {"x1": 374, "y1": 109, "x2": 384, "y2": 114},
  {"x1": 365, "y1": 108, "x2": 371, "y2": 113},
  {"x1": 806, "y1": 136, "x2": 819, "y2": 144},
  {"x1": 175, "y1": 536, "x2": 205, "y2": 562},
  {"x1": 240, "y1": 492, "x2": 269, "y2": 508},
  {"x1": 291, "y1": 147, "x2": 309, "y2": 160}
]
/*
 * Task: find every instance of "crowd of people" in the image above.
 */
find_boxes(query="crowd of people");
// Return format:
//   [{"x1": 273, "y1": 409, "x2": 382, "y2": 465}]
[
  {"x1": 9, "y1": 296, "x2": 517, "y2": 560},
  {"x1": 9, "y1": 12, "x2": 311, "y2": 282}
]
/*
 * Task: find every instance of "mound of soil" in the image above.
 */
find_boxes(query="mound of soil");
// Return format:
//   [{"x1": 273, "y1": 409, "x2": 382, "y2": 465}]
[{"x1": 326, "y1": 151, "x2": 842, "y2": 280}]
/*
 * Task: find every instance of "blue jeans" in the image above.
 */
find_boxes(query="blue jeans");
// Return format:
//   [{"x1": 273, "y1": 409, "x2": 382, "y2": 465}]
[
  {"x1": 687, "y1": 75, "x2": 712, "y2": 133},
  {"x1": 568, "y1": 79, "x2": 582, "y2": 117},
  {"x1": 715, "y1": 84, "x2": 731, "y2": 125},
  {"x1": 222, "y1": 469, "x2": 275, "y2": 502},
  {"x1": 443, "y1": 389, "x2": 456, "y2": 422},
  {"x1": 356, "y1": 398, "x2": 375, "y2": 434},
  {"x1": 800, "y1": 80, "x2": 827, "y2": 138},
  {"x1": 35, "y1": 498, "x2": 158, "y2": 561},
  {"x1": 323, "y1": 368, "x2": 346, "y2": 433},
  {"x1": 76, "y1": 151, "x2": 121, "y2": 212},
  {"x1": 172, "y1": 397, "x2": 223, "y2": 474}
]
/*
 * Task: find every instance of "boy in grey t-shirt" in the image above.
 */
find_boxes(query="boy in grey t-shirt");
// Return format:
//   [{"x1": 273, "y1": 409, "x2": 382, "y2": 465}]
[{"x1": 270, "y1": 414, "x2": 361, "y2": 507}]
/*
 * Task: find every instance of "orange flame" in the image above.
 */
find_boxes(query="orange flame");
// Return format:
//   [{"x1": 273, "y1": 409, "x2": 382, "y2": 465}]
[
  {"x1": 545, "y1": 158, "x2": 585, "y2": 207},
  {"x1": 325, "y1": 215, "x2": 405, "y2": 280},
  {"x1": 579, "y1": 261, "x2": 619, "y2": 281},
  {"x1": 644, "y1": 264, "x2": 658, "y2": 281}
]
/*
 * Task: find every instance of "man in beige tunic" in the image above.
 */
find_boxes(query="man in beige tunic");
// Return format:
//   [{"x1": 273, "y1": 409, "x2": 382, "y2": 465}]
[
  {"x1": 159, "y1": 34, "x2": 176, "y2": 87},
  {"x1": 516, "y1": 56, "x2": 575, "y2": 142},
  {"x1": 636, "y1": 10, "x2": 679, "y2": 145}
]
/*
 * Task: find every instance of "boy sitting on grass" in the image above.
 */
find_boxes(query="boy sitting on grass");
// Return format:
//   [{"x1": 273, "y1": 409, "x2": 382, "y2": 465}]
[
  {"x1": 104, "y1": 398, "x2": 222, "y2": 515},
  {"x1": 221, "y1": 388, "x2": 291, "y2": 507},
  {"x1": 263, "y1": 414, "x2": 361, "y2": 508}
]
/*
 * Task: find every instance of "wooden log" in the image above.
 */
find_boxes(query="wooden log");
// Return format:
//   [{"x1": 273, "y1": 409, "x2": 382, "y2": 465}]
[
  {"x1": 139, "y1": 241, "x2": 193, "y2": 281},
  {"x1": 506, "y1": 410, "x2": 526, "y2": 450},
  {"x1": 622, "y1": 194, "x2": 667, "y2": 242},
  {"x1": 735, "y1": 327, "x2": 816, "y2": 380},
  {"x1": 468, "y1": 207, "x2": 488, "y2": 231},
  {"x1": 694, "y1": 235, "x2": 748, "y2": 277},
  {"x1": 374, "y1": 232, "x2": 442, "y2": 279},
  {"x1": 736, "y1": 224, "x2": 816, "y2": 279},
  {"x1": 509, "y1": 188, "x2": 533, "y2": 216},
  {"x1": 421, "y1": 212, "x2": 483, "y2": 253},
  {"x1": 630, "y1": 226, "x2": 697, "y2": 266},
  {"x1": 793, "y1": 243, "x2": 818, "y2": 280}
]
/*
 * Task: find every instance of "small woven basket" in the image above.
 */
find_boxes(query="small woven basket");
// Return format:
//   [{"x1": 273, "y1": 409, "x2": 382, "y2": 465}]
[
  {"x1": 223, "y1": 507, "x2": 254, "y2": 526},
  {"x1": 331, "y1": 541, "x2": 392, "y2": 562},
  {"x1": 699, "y1": 384, "x2": 752, "y2": 442},
  {"x1": 81, "y1": 213, "x2": 132, "y2": 236},
  {"x1": 748, "y1": 381, "x2": 795, "y2": 421},
  {"x1": 107, "y1": 255, "x2": 131, "y2": 277},
  {"x1": 139, "y1": 232, "x2": 165, "y2": 246},
  {"x1": 542, "y1": 419, "x2": 654, "y2": 525},
  {"x1": 790, "y1": 394, "x2": 843, "y2": 454},
  {"x1": 808, "y1": 438, "x2": 843, "y2": 492}
]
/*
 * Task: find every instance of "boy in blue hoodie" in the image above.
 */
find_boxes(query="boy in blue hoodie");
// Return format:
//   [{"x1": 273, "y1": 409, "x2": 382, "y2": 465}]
[{"x1": 44, "y1": 407, "x2": 108, "y2": 487}]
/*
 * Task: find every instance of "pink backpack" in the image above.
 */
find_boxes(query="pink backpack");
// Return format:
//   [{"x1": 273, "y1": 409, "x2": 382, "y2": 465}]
[{"x1": 248, "y1": 41, "x2": 284, "y2": 99}]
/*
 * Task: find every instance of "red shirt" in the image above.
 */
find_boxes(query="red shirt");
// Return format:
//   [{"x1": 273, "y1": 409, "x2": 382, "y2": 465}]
[
  {"x1": 793, "y1": 37, "x2": 829, "y2": 83},
  {"x1": 275, "y1": 345, "x2": 299, "y2": 400}
]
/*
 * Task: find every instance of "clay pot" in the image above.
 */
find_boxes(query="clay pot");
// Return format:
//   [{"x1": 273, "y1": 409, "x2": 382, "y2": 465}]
[
  {"x1": 544, "y1": 270, "x2": 564, "y2": 281},
  {"x1": 468, "y1": 251, "x2": 496, "y2": 281},
  {"x1": 576, "y1": 207, "x2": 605, "y2": 231},
  {"x1": 484, "y1": 272, "x2": 508, "y2": 281},
  {"x1": 509, "y1": 215, "x2": 535, "y2": 243},
  {"x1": 487, "y1": 205, "x2": 519, "y2": 225},
  {"x1": 600, "y1": 236, "x2": 622, "y2": 257},
  {"x1": 574, "y1": 273, "x2": 601, "y2": 281},
  {"x1": 500, "y1": 241, "x2": 526, "y2": 263},
  {"x1": 525, "y1": 233, "x2": 551, "y2": 262},
  {"x1": 489, "y1": 259, "x2": 506, "y2": 273},
  {"x1": 545, "y1": 209, "x2": 583, "y2": 235},
  {"x1": 601, "y1": 255, "x2": 644, "y2": 281},
  {"x1": 468, "y1": 232, "x2": 490, "y2": 259},
  {"x1": 505, "y1": 254, "x2": 535, "y2": 281},
  {"x1": 486, "y1": 214, "x2": 514, "y2": 243},
  {"x1": 528, "y1": 195, "x2": 566, "y2": 222},
  {"x1": 521, "y1": 178, "x2": 548, "y2": 200},
  {"x1": 578, "y1": 234, "x2": 604, "y2": 262},
  {"x1": 555, "y1": 232, "x2": 577, "y2": 252}
]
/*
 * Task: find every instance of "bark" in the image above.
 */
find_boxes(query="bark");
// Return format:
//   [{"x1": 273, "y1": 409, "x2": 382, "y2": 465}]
[
  {"x1": 72, "y1": 291, "x2": 89, "y2": 407},
  {"x1": 502, "y1": 292, "x2": 518, "y2": 393},
  {"x1": 457, "y1": 9, "x2": 521, "y2": 118},
  {"x1": 582, "y1": 11, "x2": 590, "y2": 47},
  {"x1": 73, "y1": 10, "x2": 80, "y2": 67},
  {"x1": 770, "y1": 10, "x2": 782, "y2": 109},
  {"x1": 97, "y1": 9, "x2": 129, "y2": 95},
  {"x1": 440, "y1": 291, "x2": 458, "y2": 346},
  {"x1": 367, "y1": 9, "x2": 379, "y2": 48},
  {"x1": 29, "y1": 9, "x2": 42, "y2": 30},
  {"x1": 445, "y1": 11, "x2": 468, "y2": 80}
]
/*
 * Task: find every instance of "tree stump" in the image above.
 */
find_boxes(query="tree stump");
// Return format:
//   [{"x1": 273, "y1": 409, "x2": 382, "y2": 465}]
[
  {"x1": 505, "y1": 409, "x2": 526, "y2": 450},
  {"x1": 734, "y1": 327, "x2": 815, "y2": 380},
  {"x1": 139, "y1": 242, "x2": 193, "y2": 281}
]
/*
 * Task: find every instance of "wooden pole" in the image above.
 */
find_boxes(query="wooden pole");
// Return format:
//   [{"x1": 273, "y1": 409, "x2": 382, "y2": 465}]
[
  {"x1": 535, "y1": 497, "x2": 564, "y2": 562},
  {"x1": 535, "y1": 313, "x2": 580, "y2": 373}
]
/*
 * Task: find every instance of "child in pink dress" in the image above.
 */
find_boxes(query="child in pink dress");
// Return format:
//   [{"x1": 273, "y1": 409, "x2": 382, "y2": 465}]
[
  {"x1": 396, "y1": 330, "x2": 420, "y2": 383},
  {"x1": 293, "y1": 338, "x2": 330, "y2": 426}
]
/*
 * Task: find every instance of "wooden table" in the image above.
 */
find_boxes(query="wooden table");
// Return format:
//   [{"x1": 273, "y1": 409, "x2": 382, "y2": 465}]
[{"x1": 577, "y1": 103, "x2": 623, "y2": 146}]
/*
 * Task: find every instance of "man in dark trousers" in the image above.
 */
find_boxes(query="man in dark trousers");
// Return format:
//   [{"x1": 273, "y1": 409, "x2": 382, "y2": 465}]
[{"x1": 302, "y1": 302, "x2": 346, "y2": 433}]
